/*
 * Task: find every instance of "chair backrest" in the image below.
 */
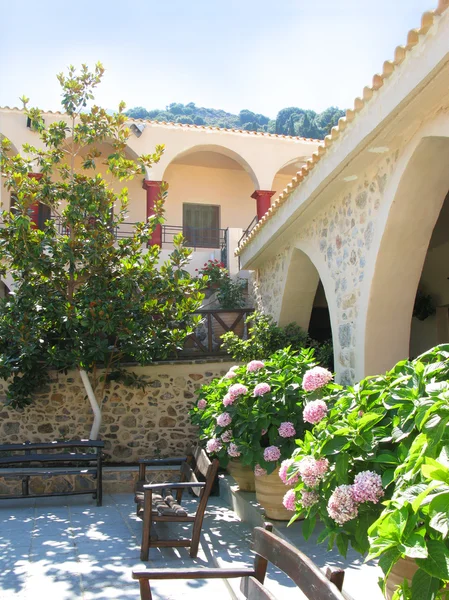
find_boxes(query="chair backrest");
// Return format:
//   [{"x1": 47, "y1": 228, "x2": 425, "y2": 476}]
[
  {"x1": 179, "y1": 445, "x2": 219, "y2": 498},
  {"x1": 250, "y1": 527, "x2": 346, "y2": 600}
]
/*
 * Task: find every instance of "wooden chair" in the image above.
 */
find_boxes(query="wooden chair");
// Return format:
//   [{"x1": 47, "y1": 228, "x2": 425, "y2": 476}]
[
  {"x1": 134, "y1": 446, "x2": 219, "y2": 560},
  {"x1": 132, "y1": 523, "x2": 346, "y2": 600}
]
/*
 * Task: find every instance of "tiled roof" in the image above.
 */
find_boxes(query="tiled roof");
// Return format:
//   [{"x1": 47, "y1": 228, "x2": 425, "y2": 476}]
[
  {"x1": 236, "y1": 0, "x2": 449, "y2": 256},
  {"x1": 0, "y1": 106, "x2": 320, "y2": 143}
]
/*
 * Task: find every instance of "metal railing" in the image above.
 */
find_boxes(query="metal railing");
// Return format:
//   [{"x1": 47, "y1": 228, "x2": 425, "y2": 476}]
[
  {"x1": 48, "y1": 217, "x2": 228, "y2": 267},
  {"x1": 238, "y1": 215, "x2": 258, "y2": 246}
]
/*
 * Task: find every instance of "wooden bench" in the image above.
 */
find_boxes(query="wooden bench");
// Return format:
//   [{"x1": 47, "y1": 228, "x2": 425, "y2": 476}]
[
  {"x1": 134, "y1": 445, "x2": 219, "y2": 560},
  {"x1": 0, "y1": 440, "x2": 104, "y2": 506},
  {"x1": 133, "y1": 523, "x2": 346, "y2": 600}
]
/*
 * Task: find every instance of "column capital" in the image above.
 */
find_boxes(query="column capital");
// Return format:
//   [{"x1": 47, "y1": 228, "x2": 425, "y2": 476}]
[
  {"x1": 251, "y1": 189, "x2": 275, "y2": 220},
  {"x1": 142, "y1": 179, "x2": 163, "y2": 190},
  {"x1": 250, "y1": 189, "x2": 275, "y2": 201},
  {"x1": 28, "y1": 172, "x2": 43, "y2": 181}
]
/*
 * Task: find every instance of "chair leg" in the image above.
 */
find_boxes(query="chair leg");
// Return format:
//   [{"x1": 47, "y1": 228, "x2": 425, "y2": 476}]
[
  {"x1": 139, "y1": 580, "x2": 153, "y2": 600},
  {"x1": 140, "y1": 491, "x2": 153, "y2": 561}
]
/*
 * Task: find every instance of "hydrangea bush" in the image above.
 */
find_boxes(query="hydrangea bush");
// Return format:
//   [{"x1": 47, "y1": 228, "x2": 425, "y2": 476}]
[
  {"x1": 190, "y1": 347, "x2": 334, "y2": 474},
  {"x1": 284, "y1": 345, "x2": 449, "y2": 599}
]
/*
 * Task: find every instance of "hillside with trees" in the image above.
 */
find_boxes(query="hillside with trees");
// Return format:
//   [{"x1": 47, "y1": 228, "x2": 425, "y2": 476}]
[{"x1": 126, "y1": 103, "x2": 345, "y2": 140}]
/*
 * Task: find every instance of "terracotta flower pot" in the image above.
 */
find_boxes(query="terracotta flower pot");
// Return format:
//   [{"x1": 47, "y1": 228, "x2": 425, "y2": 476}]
[
  {"x1": 385, "y1": 556, "x2": 448, "y2": 599},
  {"x1": 255, "y1": 468, "x2": 294, "y2": 521},
  {"x1": 226, "y1": 459, "x2": 256, "y2": 492}
]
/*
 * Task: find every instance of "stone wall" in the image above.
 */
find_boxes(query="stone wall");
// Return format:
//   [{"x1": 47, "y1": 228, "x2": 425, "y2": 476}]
[
  {"x1": 0, "y1": 360, "x2": 234, "y2": 463},
  {"x1": 253, "y1": 152, "x2": 399, "y2": 384}
]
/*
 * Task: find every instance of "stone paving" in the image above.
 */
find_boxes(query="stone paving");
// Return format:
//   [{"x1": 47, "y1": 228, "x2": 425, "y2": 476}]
[{"x1": 0, "y1": 491, "x2": 383, "y2": 600}]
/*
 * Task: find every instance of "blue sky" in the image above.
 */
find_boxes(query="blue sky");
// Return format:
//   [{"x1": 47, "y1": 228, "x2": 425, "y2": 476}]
[{"x1": 0, "y1": 0, "x2": 434, "y2": 118}]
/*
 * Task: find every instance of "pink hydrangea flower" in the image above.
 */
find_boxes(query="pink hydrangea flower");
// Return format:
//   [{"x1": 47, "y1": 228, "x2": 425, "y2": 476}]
[
  {"x1": 227, "y1": 442, "x2": 241, "y2": 458},
  {"x1": 247, "y1": 360, "x2": 265, "y2": 372},
  {"x1": 216, "y1": 412, "x2": 232, "y2": 427},
  {"x1": 223, "y1": 393, "x2": 234, "y2": 407},
  {"x1": 197, "y1": 399, "x2": 207, "y2": 410},
  {"x1": 300, "y1": 490, "x2": 320, "y2": 508},
  {"x1": 206, "y1": 438, "x2": 222, "y2": 454},
  {"x1": 230, "y1": 365, "x2": 239, "y2": 372},
  {"x1": 224, "y1": 370, "x2": 237, "y2": 379},
  {"x1": 263, "y1": 445, "x2": 281, "y2": 462},
  {"x1": 279, "y1": 459, "x2": 300, "y2": 485},
  {"x1": 327, "y1": 485, "x2": 358, "y2": 525},
  {"x1": 221, "y1": 430, "x2": 233, "y2": 443},
  {"x1": 229, "y1": 383, "x2": 248, "y2": 399},
  {"x1": 254, "y1": 383, "x2": 271, "y2": 397},
  {"x1": 352, "y1": 471, "x2": 384, "y2": 504},
  {"x1": 302, "y1": 367, "x2": 333, "y2": 392},
  {"x1": 283, "y1": 489, "x2": 296, "y2": 511},
  {"x1": 303, "y1": 400, "x2": 328, "y2": 424},
  {"x1": 298, "y1": 456, "x2": 329, "y2": 488},
  {"x1": 254, "y1": 464, "x2": 267, "y2": 477},
  {"x1": 278, "y1": 422, "x2": 296, "y2": 438}
]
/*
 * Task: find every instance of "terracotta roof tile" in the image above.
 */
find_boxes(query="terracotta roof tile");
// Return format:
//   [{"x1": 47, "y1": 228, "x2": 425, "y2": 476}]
[
  {"x1": 0, "y1": 106, "x2": 321, "y2": 144},
  {"x1": 236, "y1": 2, "x2": 449, "y2": 257}
]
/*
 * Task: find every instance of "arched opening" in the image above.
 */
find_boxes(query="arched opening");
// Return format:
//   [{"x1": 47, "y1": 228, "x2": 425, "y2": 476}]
[
  {"x1": 364, "y1": 137, "x2": 449, "y2": 376},
  {"x1": 162, "y1": 146, "x2": 258, "y2": 273},
  {"x1": 271, "y1": 157, "x2": 309, "y2": 198},
  {"x1": 278, "y1": 247, "x2": 334, "y2": 368},
  {"x1": 410, "y1": 189, "x2": 449, "y2": 358}
]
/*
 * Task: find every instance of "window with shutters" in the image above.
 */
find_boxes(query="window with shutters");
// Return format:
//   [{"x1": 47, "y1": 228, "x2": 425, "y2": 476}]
[{"x1": 183, "y1": 203, "x2": 220, "y2": 248}]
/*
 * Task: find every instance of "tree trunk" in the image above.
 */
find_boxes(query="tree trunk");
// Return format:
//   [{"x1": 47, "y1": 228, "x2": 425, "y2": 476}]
[{"x1": 79, "y1": 369, "x2": 102, "y2": 440}]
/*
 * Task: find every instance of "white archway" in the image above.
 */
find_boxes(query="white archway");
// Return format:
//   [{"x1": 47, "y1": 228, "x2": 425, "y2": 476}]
[
  {"x1": 278, "y1": 244, "x2": 340, "y2": 378},
  {"x1": 358, "y1": 121, "x2": 449, "y2": 378},
  {"x1": 161, "y1": 144, "x2": 260, "y2": 189}
]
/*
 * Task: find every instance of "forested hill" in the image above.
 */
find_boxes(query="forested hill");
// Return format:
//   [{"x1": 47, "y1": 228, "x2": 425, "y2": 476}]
[{"x1": 125, "y1": 103, "x2": 345, "y2": 140}]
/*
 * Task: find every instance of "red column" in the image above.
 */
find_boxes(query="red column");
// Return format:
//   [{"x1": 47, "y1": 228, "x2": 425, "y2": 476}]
[
  {"x1": 251, "y1": 190, "x2": 276, "y2": 220},
  {"x1": 27, "y1": 173, "x2": 43, "y2": 228},
  {"x1": 142, "y1": 179, "x2": 163, "y2": 247}
]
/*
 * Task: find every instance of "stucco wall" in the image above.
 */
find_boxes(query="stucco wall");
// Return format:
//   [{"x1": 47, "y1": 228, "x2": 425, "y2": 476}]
[
  {"x1": 163, "y1": 163, "x2": 255, "y2": 229},
  {"x1": 0, "y1": 361, "x2": 234, "y2": 463}
]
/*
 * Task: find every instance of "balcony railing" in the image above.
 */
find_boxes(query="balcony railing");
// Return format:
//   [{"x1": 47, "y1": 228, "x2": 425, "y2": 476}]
[{"x1": 48, "y1": 217, "x2": 228, "y2": 266}]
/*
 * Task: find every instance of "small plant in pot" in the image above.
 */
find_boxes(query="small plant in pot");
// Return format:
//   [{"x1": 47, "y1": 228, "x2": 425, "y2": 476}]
[
  {"x1": 196, "y1": 259, "x2": 228, "y2": 288},
  {"x1": 190, "y1": 347, "x2": 334, "y2": 518}
]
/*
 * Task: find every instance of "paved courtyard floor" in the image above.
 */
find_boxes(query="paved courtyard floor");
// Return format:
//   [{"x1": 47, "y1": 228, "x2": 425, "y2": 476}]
[{"x1": 0, "y1": 492, "x2": 383, "y2": 600}]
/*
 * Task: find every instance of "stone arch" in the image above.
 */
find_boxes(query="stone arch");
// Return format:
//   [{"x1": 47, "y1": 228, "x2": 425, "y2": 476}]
[
  {"x1": 361, "y1": 132, "x2": 449, "y2": 377},
  {"x1": 161, "y1": 144, "x2": 260, "y2": 189},
  {"x1": 278, "y1": 245, "x2": 339, "y2": 375}
]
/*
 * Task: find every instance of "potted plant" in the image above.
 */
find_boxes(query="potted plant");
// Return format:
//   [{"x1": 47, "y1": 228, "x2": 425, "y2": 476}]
[
  {"x1": 210, "y1": 274, "x2": 246, "y2": 340},
  {"x1": 190, "y1": 347, "x2": 334, "y2": 518},
  {"x1": 196, "y1": 260, "x2": 228, "y2": 289},
  {"x1": 285, "y1": 345, "x2": 449, "y2": 599}
]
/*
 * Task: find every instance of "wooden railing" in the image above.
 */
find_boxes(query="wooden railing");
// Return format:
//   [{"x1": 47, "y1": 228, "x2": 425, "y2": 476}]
[{"x1": 179, "y1": 308, "x2": 254, "y2": 357}]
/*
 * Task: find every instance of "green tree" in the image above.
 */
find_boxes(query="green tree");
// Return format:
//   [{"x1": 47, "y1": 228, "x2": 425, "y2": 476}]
[
  {"x1": 125, "y1": 106, "x2": 149, "y2": 119},
  {"x1": 0, "y1": 63, "x2": 205, "y2": 438}
]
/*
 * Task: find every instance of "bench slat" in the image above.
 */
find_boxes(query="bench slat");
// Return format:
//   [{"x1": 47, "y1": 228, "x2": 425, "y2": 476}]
[
  {"x1": 0, "y1": 453, "x2": 99, "y2": 464},
  {"x1": 0, "y1": 468, "x2": 98, "y2": 477},
  {"x1": 0, "y1": 440, "x2": 104, "y2": 451}
]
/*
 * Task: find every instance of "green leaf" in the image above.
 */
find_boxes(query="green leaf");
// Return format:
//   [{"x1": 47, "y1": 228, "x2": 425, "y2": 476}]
[
  {"x1": 421, "y1": 459, "x2": 449, "y2": 486},
  {"x1": 429, "y1": 493, "x2": 449, "y2": 537},
  {"x1": 416, "y1": 540, "x2": 449, "y2": 580},
  {"x1": 321, "y1": 435, "x2": 348, "y2": 456},
  {"x1": 335, "y1": 452, "x2": 349, "y2": 484},
  {"x1": 400, "y1": 533, "x2": 428, "y2": 559},
  {"x1": 302, "y1": 515, "x2": 316, "y2": 541},
  {"x1": 411, "y1": 568, "x2": 442, "y2": 600},
  {"x1": 336, "y1": 532, "x2": 348, "y2": 558},
  {"x1": 367, "y1": 537, "x2": 397, "y2": 561}
]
